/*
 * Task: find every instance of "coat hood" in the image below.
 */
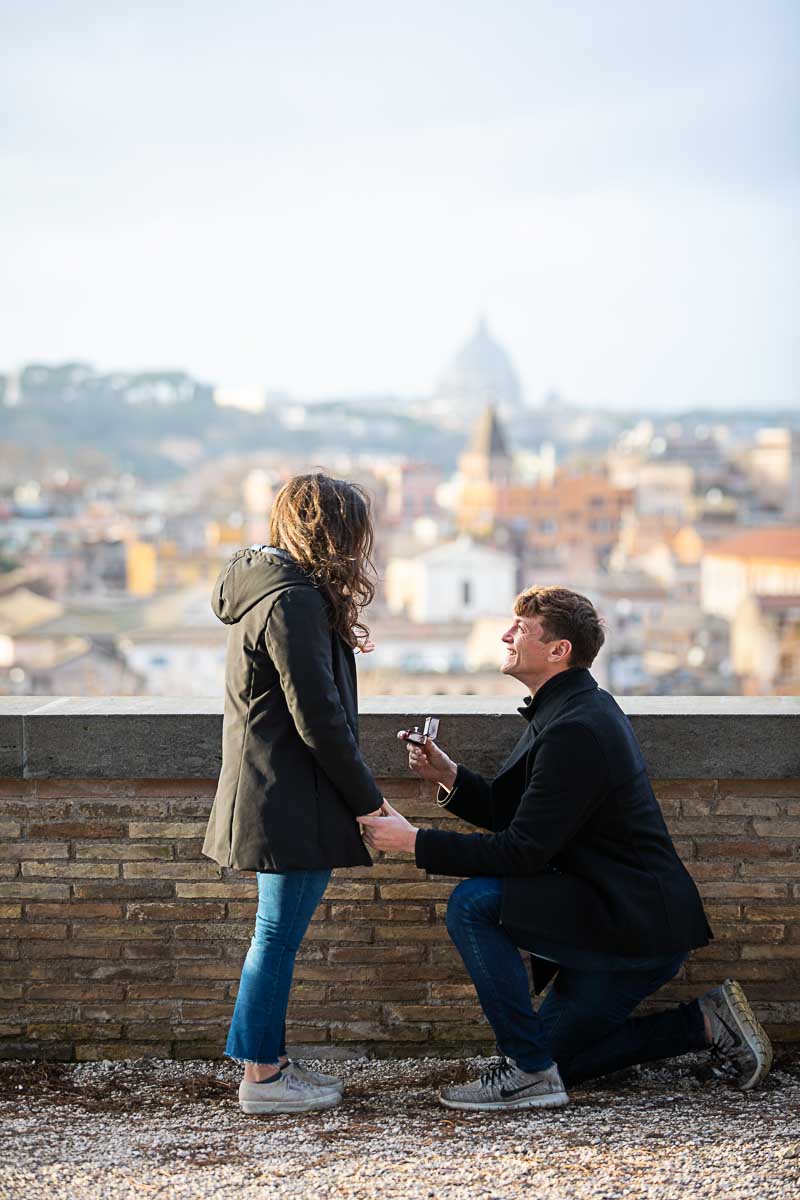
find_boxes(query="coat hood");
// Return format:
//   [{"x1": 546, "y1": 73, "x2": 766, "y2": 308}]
[{"x1": 212, "y1": 545, "x2": 313, "y2": 625}]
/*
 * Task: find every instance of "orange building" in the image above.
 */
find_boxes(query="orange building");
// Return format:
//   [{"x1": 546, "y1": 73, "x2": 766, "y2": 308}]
[
  {"x1": 458, "y1": 406, "x2": 631, "y2": 565},
  {"x1": 125, "y1": 541, "x2": 157, "y2": 597}
]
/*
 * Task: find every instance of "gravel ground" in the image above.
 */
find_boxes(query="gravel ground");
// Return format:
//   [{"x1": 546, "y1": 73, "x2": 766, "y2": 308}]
[{"x1": 1, "y1": 1053, "x2": 798, "y2": 1200}]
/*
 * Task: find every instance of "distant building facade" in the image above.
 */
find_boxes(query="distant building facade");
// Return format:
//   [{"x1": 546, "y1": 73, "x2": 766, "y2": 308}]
[
  {"x1": 731, "y1": 595, "x2": 800, "y2": 695},
  {"x1": 385, "y1": 534, "x2": 516, "y2": 623},
  {"x1": 701, "y1": 528, "x2": 800, "y2": 621},
  {"x1": 383, "y1": 462, "x2": 445, "y2": 525},
  {"x1": 457, "y1": 405, "x2": 630, "y2": 570}
]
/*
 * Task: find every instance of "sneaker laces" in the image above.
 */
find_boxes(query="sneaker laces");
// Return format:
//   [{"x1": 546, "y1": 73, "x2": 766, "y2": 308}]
[
  {"x1": 285, "y1": 1072, "x2": 315, "y2": 1094},
  {"x1": 707, "y1": 1042, "x2": 741, "y2": 1081},
  {"x1": 479, "y1": 1058, "x2": 515, "y2": 1089},
  {"x1": 708, "y1": 1015, "x2": 747, "y2": 1080}
]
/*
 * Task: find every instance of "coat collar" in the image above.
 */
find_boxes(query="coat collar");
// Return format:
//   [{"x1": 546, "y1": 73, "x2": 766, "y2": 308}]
[
  {"x1": 248, "y1": 544, "x2": 297, "y2": 565},
  {"x1": 517, "y1": 668, "x2": 598, "y2": 734}
]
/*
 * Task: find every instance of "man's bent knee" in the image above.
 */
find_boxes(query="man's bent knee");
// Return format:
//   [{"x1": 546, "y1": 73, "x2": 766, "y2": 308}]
[{"x1": 445, "y1": 878, "x2": 502, "y2": 936}]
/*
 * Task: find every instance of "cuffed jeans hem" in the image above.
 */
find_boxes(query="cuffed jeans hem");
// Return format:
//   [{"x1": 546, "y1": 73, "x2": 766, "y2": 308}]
[
  {"x1": 224, "y1": 1050, "x2": 282, "y2": 1066},
  {"x1": 512, "y1": 1052, "x2": 556, "y2": 1074},
  {"x1": 225, "y1": 1030, "x2": 284, "y2": 1066},
  {"x1": 685, "y1": 998, "x2": 710, "y2": 1052}
]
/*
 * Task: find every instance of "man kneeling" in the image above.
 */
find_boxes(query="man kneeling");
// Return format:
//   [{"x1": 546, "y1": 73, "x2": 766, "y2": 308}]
[{"x1": 359, "y1": 586, "x2": 772, "y2": 1112}]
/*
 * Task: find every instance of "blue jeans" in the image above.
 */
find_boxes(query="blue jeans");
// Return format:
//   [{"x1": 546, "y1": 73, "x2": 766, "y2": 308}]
[
  {"x1": 445, "y1": 877, "x2": 707, "y2": 1081},
  {"x1": 226, "y1": 869, "x2": 331, "y2": 1065}
]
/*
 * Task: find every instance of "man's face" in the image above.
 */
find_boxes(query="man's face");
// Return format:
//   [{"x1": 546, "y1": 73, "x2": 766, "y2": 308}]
[{"x1": 500, "y1": 613, "x2": 568, "y2": 682}]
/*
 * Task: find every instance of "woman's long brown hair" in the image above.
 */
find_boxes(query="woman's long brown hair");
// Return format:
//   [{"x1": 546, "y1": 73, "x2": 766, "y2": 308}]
[{"x1": 269, "y1": 473, "x2": 376, "y2": 647}]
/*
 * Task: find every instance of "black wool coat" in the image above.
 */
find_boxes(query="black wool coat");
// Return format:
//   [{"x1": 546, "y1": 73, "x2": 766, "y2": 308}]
[
  {"x1": 202, "y1": 547, "x2": 382, "y2": 871},
  {"x1": 415, "y1": 669, "x2": 712, "y2": 978}
]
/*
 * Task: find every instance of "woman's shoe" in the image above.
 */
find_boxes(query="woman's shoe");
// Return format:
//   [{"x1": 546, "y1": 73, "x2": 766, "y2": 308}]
[
  {"x1": 238, "y1": 1070, "x2": 342, "y2": 1114},
  {"x1": 283, "y1": 1059, "x2": 344, "y2": 1093}
]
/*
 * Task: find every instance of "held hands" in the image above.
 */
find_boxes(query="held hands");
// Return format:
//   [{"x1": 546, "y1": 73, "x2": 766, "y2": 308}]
[
  {"x1": 397, "y1": 730, "x2": 457, "y2": 790},
  {"x1": 357, "y1": 800, "x2": 418, "y2": 854},
  {"x1": 358, "y1": 728, "x2": 457, "y2": 854}
]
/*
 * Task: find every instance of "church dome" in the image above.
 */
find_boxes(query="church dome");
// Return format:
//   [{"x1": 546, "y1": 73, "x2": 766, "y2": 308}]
[{"x1": 435, "y1": 317, "x2": 523, "y2": 415}]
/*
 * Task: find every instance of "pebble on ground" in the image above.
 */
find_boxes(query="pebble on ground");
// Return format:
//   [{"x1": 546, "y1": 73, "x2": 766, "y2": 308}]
[{"x1": 1, "y1": 1053, "x2": 798, "y2": 1199}]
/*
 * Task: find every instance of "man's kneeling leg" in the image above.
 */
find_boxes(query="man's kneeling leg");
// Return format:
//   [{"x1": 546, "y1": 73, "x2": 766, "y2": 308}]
[
  {"x1": 538, "y1": 955, "x2": 698, "y2": 1087},
  {"x1": 440, "y1": 878, "x2": 567, "y2": 1110}
]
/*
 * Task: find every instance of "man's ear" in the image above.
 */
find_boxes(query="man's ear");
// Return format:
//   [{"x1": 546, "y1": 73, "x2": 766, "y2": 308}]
[{"x1": 551, "y1": 639, "x2": 572, "y2": 663}]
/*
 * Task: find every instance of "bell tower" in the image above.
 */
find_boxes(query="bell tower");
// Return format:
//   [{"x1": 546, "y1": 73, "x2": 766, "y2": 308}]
[{"x1": 459, "y1": 404, "x2": 512, "y2": 486}]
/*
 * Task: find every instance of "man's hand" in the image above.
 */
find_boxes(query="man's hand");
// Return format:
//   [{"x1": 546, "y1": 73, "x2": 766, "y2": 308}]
[
  {"x1": 357, "y1": 800, "x2": 419, "y2": 854},
  {"x1": 362, "y1": 805, "x2": 385, "y2": 818},
  {"x1": 397, "y1": 730, "x2": 457, "y2": 790}
]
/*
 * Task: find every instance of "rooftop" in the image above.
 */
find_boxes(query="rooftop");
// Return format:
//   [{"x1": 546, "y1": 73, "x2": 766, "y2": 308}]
[
  {"x1": 413, "y1": 534, "x2": 515, "y2": 566},
  {"x1": 467, "y1": 403, "x2": 510, "y2": 459},
  {"x1": 0, "y1": 588, "x2": 63, "y2": 637},
  {"x1": 707, "y1": 527, "x2": 800, "y2": 561}
]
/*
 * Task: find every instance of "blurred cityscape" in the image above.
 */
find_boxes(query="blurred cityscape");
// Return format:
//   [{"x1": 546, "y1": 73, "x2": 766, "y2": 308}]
[{"x1": 2, "y1": 317, "x2": 799, "y2": 700}]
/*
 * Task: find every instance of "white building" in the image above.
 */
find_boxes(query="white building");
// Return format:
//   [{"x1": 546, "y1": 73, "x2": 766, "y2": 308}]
[
  {"x1": 632, "y1": 462, "x2": 695, "y2": 520},
  {"x1": 701, "y1": 528, "x2": 800, "y2": 621},
  {"x1": 120, "y1": 629, "x2": 226, "y2": 697},
  {"x1": 731, "y1": 594, "x2": 800, "y2": 694},
  {"x1": 465, "y1": 616, "x2": 513, "y2": 671},
  {"x1": 385, "y1": 535, "x2": 516, "y2": 624}
]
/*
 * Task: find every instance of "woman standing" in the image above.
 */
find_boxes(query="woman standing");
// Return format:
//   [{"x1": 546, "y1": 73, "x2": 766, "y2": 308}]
[{"x1": 202, "y1": 473, "x2": 384, "y2": 1114}]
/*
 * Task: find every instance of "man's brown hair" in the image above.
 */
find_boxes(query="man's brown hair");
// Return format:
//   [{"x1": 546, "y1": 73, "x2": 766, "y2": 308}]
[{"x1": 514, "y1": 585, "x2": 605, "y2": 668}]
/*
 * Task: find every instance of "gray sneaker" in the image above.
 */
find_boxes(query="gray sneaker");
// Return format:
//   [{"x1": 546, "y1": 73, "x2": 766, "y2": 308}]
[
  {"x1": 283, "y1": 1059, "x2": 343, "y2": 1093},
  {"x1": 439, "y1": 1058, "x2": 568, "y2": 1112},
  {"x1": 238, "y1": 1069, "x2": 342, "y2": 1114},
  {"x1": 698, "y1": 978, "x2": 773, "y2": 1090}
]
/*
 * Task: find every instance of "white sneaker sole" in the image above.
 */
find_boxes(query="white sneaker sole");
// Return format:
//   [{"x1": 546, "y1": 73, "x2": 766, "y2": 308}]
[
  {"x1": 720, "y1": 978, "x2": 773, "y2": 1090},
  {"x1": 439, "y1": 1090, "x2": 569, "y2": 1112},
  {"x1": 239, "y1": 1092, "x2": 342, "y2": 1114}
]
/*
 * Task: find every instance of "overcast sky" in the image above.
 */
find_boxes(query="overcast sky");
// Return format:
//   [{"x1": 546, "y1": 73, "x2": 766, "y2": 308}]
[{"x1": 2, "y1": 0, "x2": 798, "y2": 409}]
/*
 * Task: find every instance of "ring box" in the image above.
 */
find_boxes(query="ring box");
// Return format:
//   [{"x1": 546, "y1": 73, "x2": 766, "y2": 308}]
[{"x1": 404, "y1": 717, "x2": 440, "y2": 746}]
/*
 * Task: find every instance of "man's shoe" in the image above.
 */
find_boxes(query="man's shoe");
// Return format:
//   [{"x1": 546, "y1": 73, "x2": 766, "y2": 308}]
[
  {"x1": 283, "y1": 1059, "x2": 344, "y2": 1093},
  {"x1": 439, "y1": 1058, "x2": 568, "y2": 1112},
  {"x1": 698, "y1": 978, "x2": 773, "y2": 1090},
  {"x1": 238, "y1": 1070, "x2": 342, "y2": 1114}
]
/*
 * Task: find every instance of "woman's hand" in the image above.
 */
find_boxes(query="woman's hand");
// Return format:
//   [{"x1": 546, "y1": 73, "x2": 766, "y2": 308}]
[
  {"x1": 397, "y1": 731, "x2": 457, "y2": 790},
  {"x1": 357, "y1": 801, "x2": 418, "y2": 854}
]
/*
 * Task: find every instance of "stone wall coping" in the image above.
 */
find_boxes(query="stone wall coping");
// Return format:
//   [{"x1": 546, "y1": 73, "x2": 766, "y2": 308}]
[{"x1": 1, "y1": 694, "x2": 798, "y2": 781}]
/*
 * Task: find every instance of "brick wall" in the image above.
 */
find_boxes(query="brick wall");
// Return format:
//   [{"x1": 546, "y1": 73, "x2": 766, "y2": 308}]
[{"x1": 1, "y1": 774, "x2": 798, "y2": 1061}]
